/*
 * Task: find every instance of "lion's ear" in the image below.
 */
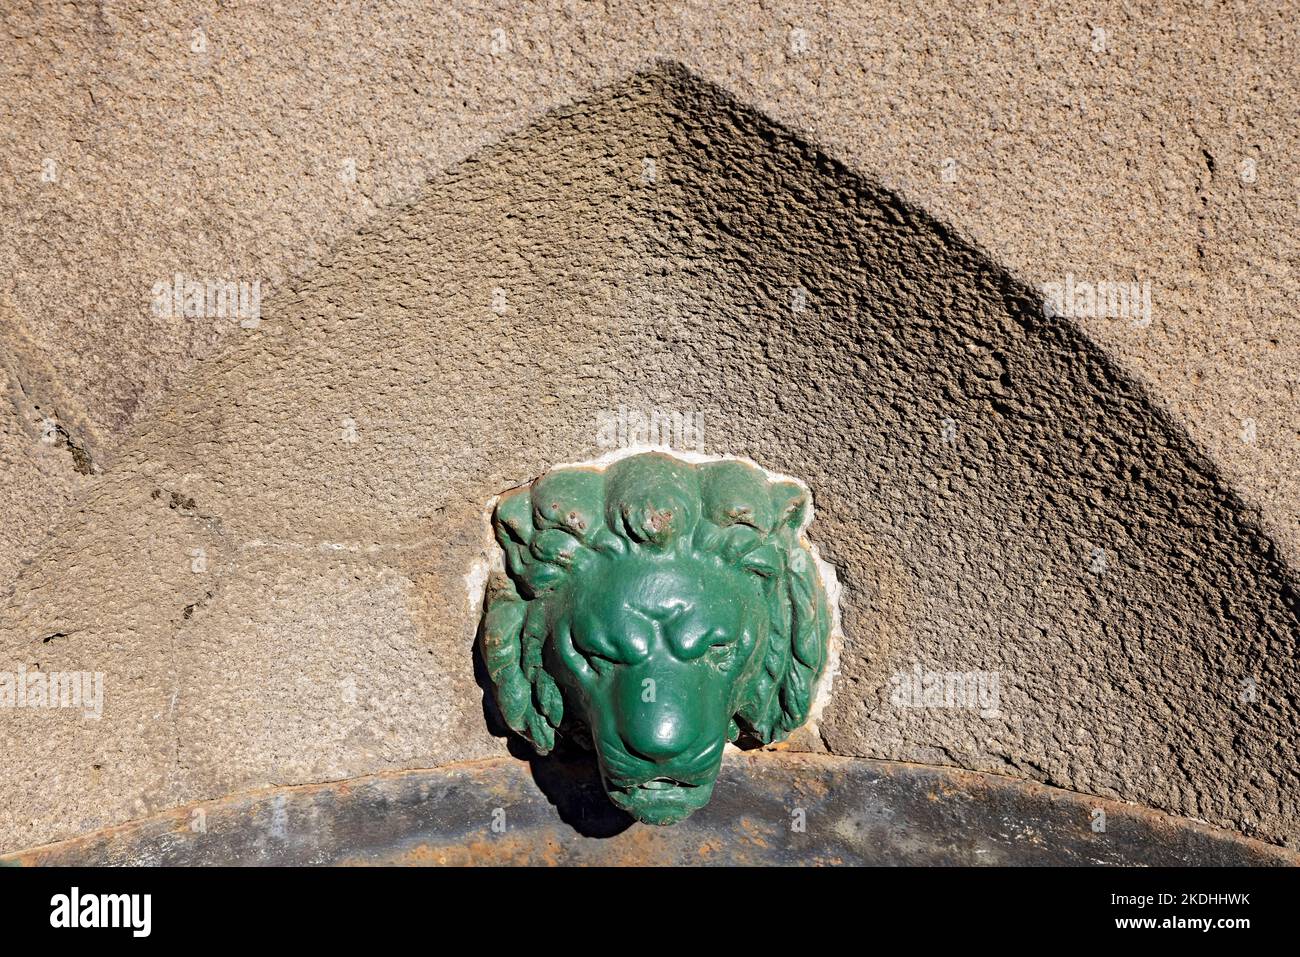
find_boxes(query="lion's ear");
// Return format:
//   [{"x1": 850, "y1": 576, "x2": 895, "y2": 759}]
[
  {"x1": 493, "y1": 490, "x2": 568, "y2": 598},
  {"x1": 530, "y1": 468, "x2": 604, "y2": 543},
  {"x1": 699, "y1": 460, "x2": 776, "y2": 532}
]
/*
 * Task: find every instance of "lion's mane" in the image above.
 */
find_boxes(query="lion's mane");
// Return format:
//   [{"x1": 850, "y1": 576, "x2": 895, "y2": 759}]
[{"x1": 480, "y1": 452, "x2": 832, "y2": 754}]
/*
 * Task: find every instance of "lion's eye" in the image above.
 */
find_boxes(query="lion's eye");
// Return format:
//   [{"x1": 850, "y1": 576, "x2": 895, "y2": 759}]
[
  {"x1": 707, "y1": 628, "x2": 735, "y2": 648},
  {"x1": 580, "y1": 648, "x2": 617, "y2": 676},
  {"x1": 707, "y1": 633, "x2": 739, "y2": 667}
]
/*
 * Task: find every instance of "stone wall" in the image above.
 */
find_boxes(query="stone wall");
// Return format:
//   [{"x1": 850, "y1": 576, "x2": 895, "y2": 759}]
[{"x1": 1, "y1": 4, "x2": 1296, "y2": 851}]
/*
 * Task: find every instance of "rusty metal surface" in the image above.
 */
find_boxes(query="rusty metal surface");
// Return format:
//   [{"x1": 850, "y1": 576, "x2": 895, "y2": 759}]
[{"x1": 4, "y1": 752, "x2": 1295, "y2": 866}]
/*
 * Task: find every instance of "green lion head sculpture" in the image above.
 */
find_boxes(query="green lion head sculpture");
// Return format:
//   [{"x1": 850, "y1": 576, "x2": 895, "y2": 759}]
[{"x1": 480, "y1": 451, "x2": 832, "y2": 825}]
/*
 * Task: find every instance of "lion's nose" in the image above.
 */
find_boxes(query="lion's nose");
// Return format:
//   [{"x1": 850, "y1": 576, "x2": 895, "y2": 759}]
[{"x1": 621, "y1": 710, "x2": 694, "y2": 762}]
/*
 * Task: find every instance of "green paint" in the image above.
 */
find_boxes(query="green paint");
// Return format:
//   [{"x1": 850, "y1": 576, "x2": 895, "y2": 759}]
[{"x1": 481, "y1": 452, "x2": 832, "y2": 825}]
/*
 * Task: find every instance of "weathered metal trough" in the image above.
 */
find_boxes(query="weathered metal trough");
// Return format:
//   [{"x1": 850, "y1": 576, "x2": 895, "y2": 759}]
[{"x1": 4, "y1": 752, "x2": 1292, "y2": 866}]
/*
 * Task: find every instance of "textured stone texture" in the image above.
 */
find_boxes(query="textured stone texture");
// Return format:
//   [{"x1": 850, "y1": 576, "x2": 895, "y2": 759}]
[
  {"x1": 1, "y1": 64, "x2": 1296, "y2": 853},
  {"x1": 0, "y1": 303, "x2": 100, "y2": 592},
  {"x1": 2, "y1": 1, "x2": 1297, "y2": 580}
]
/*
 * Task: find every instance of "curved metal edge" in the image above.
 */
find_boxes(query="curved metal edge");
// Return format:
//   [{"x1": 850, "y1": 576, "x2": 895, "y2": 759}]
[{"x1": 3, "y1": 752, "x2": 1295, "y2": 866}]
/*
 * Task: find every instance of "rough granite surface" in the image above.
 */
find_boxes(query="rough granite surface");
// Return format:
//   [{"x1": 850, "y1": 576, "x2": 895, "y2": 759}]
[{"x1": 1, "y1": 4, "x2": 1297, "y2": 851}]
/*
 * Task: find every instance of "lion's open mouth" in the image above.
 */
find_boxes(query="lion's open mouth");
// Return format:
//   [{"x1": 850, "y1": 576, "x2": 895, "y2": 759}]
[
  {"x1": 597, "y1": 736, "x2": 726, "y2": 823},
  {"x1": 634, "y1": 777, "x2": 698, "y2": 791},
  {"x1": 605, "y1": 775, "x2": 715, "y2": 825}
]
